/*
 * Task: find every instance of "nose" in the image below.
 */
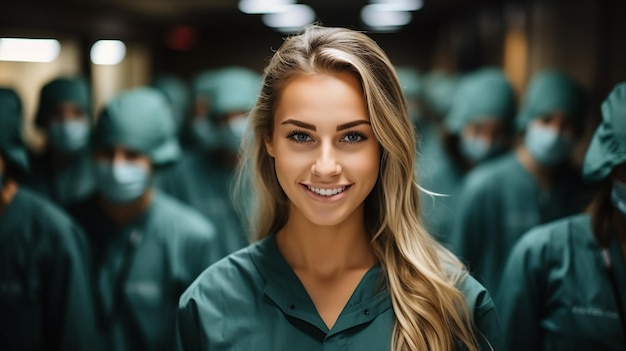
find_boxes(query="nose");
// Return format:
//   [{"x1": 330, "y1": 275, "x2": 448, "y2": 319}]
[
  {"x1": 311, "y1": 142, "x2": 341, "y2": 177},
  {"x1": 111, "y1": 149, "x2": 126, "y2": 165}
]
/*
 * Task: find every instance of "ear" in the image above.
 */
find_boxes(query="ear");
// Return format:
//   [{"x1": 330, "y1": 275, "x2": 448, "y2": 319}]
[{"x1": 264, "y1": 135, "x2": 275, "y2": 158}]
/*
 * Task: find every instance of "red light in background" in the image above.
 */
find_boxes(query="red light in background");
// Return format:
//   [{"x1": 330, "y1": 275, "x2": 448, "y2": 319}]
[{"x1": 165, "y1": 25, "x2": 199, "y2": 51}]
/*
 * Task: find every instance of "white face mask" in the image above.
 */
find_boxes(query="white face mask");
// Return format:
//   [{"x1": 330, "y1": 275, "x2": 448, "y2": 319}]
[
  {"x1": 48, "y1": 119, "x2": 90, "y2": 153},
  {"x1": 459, "y1": 136, "x2": 503, "y2": 163},
  {"x1": 612, "y1": 180, "x2": 626, "y2": 218},
  {"x1": 94, "y1": 160, "x2": 150, "y2": 204},
  {"x1": 220, "y1": 115, "x2": 248, "y2": 153},
  {"x1": 524, "y1": 125, "x2": 573, "y2": 167}
]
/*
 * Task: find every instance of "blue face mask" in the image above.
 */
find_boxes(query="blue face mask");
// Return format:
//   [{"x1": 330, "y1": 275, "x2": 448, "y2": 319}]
[
  {"x1": 612, "y1": 180, "x2": 626, "y2": 218},
  {"x1": 459, "y1": 136, "x2": 503, "y2": 163},
  {"x1": 524, "y1": 125, "x2": 573, "y2": 167},
  {"x1": 95, "y1": 161, "x2": 150, "y2": 204},
  {"x1": 191, "y1": 118, "x2": 220, "y2": 150},
  {"x1": 48, "y1": 119, "x2": 90, "y2": 153},
  {"x1": 219, "y1": 116, "x2": 248, "y2": 153}
]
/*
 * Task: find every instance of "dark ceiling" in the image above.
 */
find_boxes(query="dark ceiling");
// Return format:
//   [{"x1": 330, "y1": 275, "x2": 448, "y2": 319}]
[{"x1": 0, "y1": 0, "x2": 504, "y2": 39}]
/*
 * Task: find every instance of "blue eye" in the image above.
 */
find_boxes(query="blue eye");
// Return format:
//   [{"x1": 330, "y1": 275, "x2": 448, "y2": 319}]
[
  {"x1": 341, "y1": 132, "x2": 367, "y2": 143},
  {"x1": 287, "y1": 130, "x2": 312, "y2": 143}
]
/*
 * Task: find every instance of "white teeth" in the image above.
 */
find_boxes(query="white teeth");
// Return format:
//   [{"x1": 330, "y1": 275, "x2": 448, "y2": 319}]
[{"x1": 307, "y1": 185, "x2": 347, "y2": 196}]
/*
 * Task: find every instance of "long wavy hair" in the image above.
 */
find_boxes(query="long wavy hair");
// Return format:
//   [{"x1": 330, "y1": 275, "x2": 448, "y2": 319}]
[{"x1": 236, "y1": 25, "x2": 480, "y2": 351}]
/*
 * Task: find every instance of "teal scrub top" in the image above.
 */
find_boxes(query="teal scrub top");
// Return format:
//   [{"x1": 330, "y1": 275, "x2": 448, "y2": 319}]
[
  {"x1": 69, "y1": 190, "x2": 220, "y2": 351},
  {"x1": 24, "y1": 150, "x2": 96, "y2": 208},
  {"x1": 416, "y1": 133, "x2": 463, "y2": 244},
  {"x1": 448, "y1": 152, "x2": 592, "y2": 294},
  {"x1": 174, "y1": 235, "x2": 505, "y2": 350},
  {"x1": 154, "y1": 148, "x2": 248, "y2": 259},
  {"x1": 497, "y1": 214, "x2": 625, "y2": 351},
  {"x1": 0, "y1": 187, "x2": 100, "y2": 351}
]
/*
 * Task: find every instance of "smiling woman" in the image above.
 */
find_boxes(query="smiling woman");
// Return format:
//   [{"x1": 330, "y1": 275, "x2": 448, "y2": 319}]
[{"x1": 173, "y1": 25, "x2": 504, "y2": 351}]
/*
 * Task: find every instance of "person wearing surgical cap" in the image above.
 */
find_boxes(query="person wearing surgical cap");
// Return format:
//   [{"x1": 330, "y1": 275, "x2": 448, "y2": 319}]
[
  {"x1": 175, "y1": 69, "x2": 220, "y2": 152},
  {"x1": 0, "y1": 88, "x2": 100, "y2": 351},
  {"x1": 24, "y1": 76, "x2": 96, "y2": 207},
  {"x1": 150, "y1": 73, "x2": 191, "y2": 137},
  {"x1": 448, "y1": 70, "x2": 595, "y2": 295},
  {"x1": 67, "y1": 87, "x2": 220, "y2": 351},
  {"x1": 418, "y1": 67, "x2": 516, "y2": 244},
  {"x1": 156, "y1": 66, "x2": 262, "y2": 259},
  {"x1": 497, "y1": 81, "x2": 626, "y2": 351}
]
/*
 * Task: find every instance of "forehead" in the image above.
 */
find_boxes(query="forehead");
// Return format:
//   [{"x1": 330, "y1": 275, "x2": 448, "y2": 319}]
[{"x1": 274, "y1": 72, "x2": 368, "y2": 125}]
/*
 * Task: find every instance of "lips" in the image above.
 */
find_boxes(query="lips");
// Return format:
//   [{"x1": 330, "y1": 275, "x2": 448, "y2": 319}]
[{"x1": 306, "y1": 185, "x2": 348, "y2": 196}]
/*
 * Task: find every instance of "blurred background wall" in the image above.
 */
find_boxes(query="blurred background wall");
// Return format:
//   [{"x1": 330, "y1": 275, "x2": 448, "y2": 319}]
[{"x1": 0, "y1": 0, "x2": 624, "y2": 149}]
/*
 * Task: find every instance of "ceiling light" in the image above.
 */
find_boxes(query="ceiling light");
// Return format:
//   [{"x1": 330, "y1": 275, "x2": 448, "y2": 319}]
[
  {"x1": 370, "y1": 0, "x2": 423, "y2": 11},
  {"x1": 361, "y1": 5, "x2": 413, "y2": 28},
  {"x1": 239, "y1": 0, "x2": 296, "y2": 14},
  {"x1": 0, "y1": 38, "x2": 60, "y2": 63},
  {"x1": 90, "y1": 40, "x2": 126, "y2": 65},
  {"x1": 262, "y1": 4, "x2": 316, "y2": 33}
]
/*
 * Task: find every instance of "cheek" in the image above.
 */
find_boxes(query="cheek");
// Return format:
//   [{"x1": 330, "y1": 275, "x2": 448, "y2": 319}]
[{"x1": 272, "y1": 148, "x2": 308, "y2": 184}]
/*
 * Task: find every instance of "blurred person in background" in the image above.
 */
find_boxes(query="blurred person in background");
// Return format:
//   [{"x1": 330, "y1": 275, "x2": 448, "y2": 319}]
[
  {"x1": 419, "y1": 67, "x2": 516, "y2": 244},
  {"x1": 179, "y1": 69, "x2": 219, "y2": 151},
  {"x1": 24, "y1": 76, "x2": 95, "y2": 207},
  {"x1": 0, "y1": 87, "x2": 100, "y2": 351},
  {"x1": 156, "y1": 66, "x2": 262, "y2": 259},
  {"x1": 68, "y1": 87, "x2": 220, "y2": 351},
  {"x1": 151, "y1": 73, "x2": 192, "y2": 139},
  {"x1": 497, "y1": 81, "x2": 626, "y2": 351},
  {"x1": 449, "y1": 69, "x2": 595, "y2": 294}
]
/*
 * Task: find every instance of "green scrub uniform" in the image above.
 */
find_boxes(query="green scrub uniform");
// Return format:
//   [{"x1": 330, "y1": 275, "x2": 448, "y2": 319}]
[
  {"x1": 155, "y1": 149, "x2": 248, "y2": 259},
  {"x1": 174, "y1": 235, "x2": 505, "y2": 350},
  {"x1": 497, "y1": 214, "x2": 624, "y2": 351},
  {"x1": 25, "y1": 151, "x2": 95, "y2": 207},
  {"x1": 69, "y1": 190, "x2": 220, "y2": 351},
  {"x1": 417, "y1": 139, "x2": 463, "y2": 244},
  {"x1": 0, "y1": 187, "x2": 100, "y2": 351},
  {"x1": 448, "y1": 152, "x2": 592, "y2": 294}
]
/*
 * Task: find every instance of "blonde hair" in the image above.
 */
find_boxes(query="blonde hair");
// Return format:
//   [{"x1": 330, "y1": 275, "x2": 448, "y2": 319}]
[{"x1": 236, "y1": 25, "x2": 480, "y2": 351}]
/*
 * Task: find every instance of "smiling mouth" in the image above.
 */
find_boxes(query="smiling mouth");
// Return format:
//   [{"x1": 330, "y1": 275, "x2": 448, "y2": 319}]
[{"x1": 306, "y1": 185, "x2": 349, "y2": 197}]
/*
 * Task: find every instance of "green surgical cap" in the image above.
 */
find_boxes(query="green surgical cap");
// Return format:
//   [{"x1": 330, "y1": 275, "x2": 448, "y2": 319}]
[
  {"x1": 35, "y1": 76, "x2": 91, "y2": 128},
  {"x1": 583, "y1": 82, "x2": 626, "y2": 182},
  {"x1": 395, "y1": 66, "x2": 423, "y2": 99},
  {"x1": 446, "y1": 67, "x2": 516, "y2": 133},
  {"x1": 208, "y1": 66, "x2": 262, "y2": 119},
  {"x1": 516, "y1": 70, "x2": 586, "y2": 131},
  {"x1": 94, "y1": 87, "x2": 180, "y2": 166},
  {"x1": 0, "y1": 88, "x2": 28, "y2": 172},
  {"x1": 151, "y1": 74, "x2": 191, "y2": 132},
  {"x1": 191, "y1": 70, "x2": 218, "y2": 101}
]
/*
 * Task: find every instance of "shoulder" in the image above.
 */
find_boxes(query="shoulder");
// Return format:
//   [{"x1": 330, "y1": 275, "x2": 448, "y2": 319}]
[
  {"x1": 179, "y1": 242, "x2": 263, "y2": 307},
  {"x1": 514, "y1": 213, "x2": 592, "y2": 254},
  {"x1": 151, "y1": 190, "x2": 217, "y2": 237},
  {"x1": 17, "y1": 188, "x2": 79, "y2": 230},
  {"x1": 14, "y1": 188, "x2": 86, "y2": 249}
]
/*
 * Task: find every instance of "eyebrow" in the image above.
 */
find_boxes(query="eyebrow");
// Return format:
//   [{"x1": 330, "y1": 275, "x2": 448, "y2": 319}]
[{"x1": 280, "y1": 119, "x2": 371, "y2": 132}]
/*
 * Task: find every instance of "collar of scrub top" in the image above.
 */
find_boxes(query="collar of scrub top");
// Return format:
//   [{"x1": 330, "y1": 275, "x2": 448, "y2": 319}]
[{"x1": 249, "y1": 235, "x2": 391, "y2": 336}]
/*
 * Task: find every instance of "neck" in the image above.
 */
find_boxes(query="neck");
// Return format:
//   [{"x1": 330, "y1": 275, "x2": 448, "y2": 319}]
[
  {"x1": 0, "y1": 179, "x2": 18, "y2": 213},
  {"x1": 276, "y1": 207, "x2": 377, "y2": 278},
  {"x1": 516, "y1": 145, "x2": 554, "y2": 188},
  {"x1": 99, "y1": 189, "x2": 153, "y2": 227}
]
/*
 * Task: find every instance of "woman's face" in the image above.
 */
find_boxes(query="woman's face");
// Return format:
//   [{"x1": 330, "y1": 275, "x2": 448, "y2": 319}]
[{"x1": 265, "y1": 72, "x2": 380, "y2": 227}]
